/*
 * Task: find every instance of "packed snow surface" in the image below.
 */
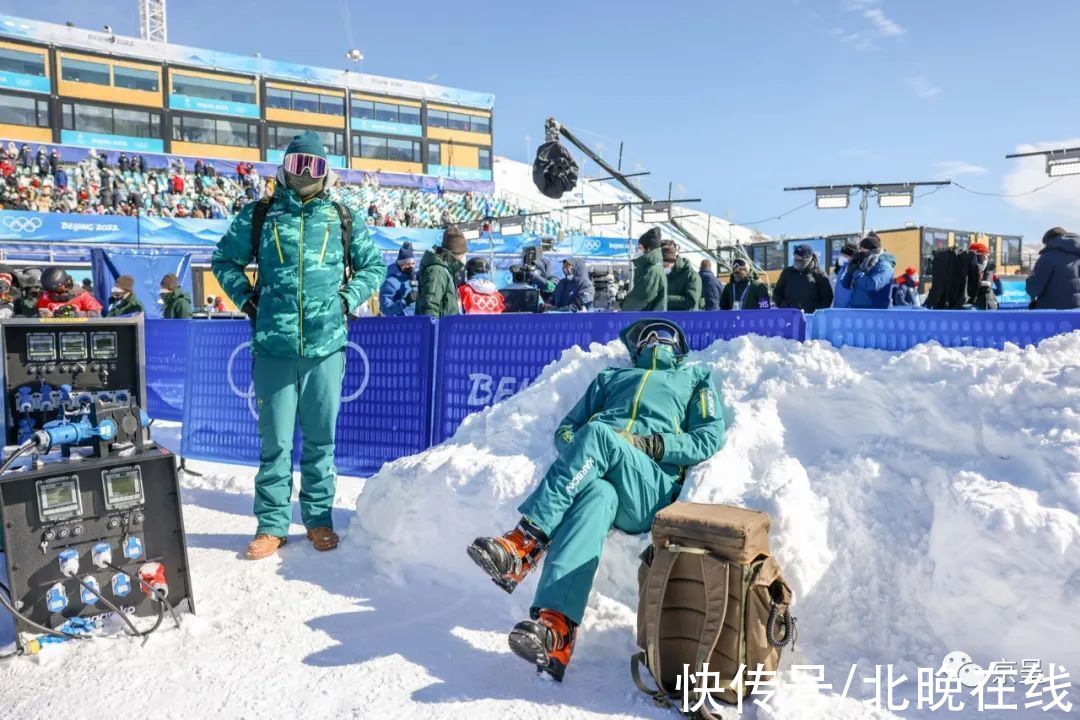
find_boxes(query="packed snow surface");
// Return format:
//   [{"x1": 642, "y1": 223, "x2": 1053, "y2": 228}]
[{"x1": 3, "y1": 333, "x2": 1079, "y2": 719}]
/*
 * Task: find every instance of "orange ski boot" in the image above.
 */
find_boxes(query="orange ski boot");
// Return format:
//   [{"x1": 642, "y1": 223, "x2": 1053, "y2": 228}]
[
  {"x1": 467, "y1": 519, "x2": 548, "y2": 593},
  {"x1": 508, "y1": 609, "x2": 577, "y2": 681}
]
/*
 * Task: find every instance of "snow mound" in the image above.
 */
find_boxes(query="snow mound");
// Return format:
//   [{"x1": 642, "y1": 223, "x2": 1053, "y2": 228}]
[{"x1": 354, "y1": 331, "x2": 1080, "y2": 706}]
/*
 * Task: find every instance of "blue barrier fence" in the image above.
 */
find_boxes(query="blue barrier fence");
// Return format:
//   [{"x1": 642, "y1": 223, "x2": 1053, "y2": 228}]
[
  {"x1": 808, "y1": 309, "x2": 1080, "y2": 351},
  {"x1": 140, "y1": 308, "x2": 1080, "y2": 476},
  {"x1": 178, "y1": 317, "x2": 435, "y2": 476},
  {"x1": 431, "y1": 310, "x2": 804, "y2": 443},
  {"x1": 144, "y1": 319, "x2": 188, "y2": 421}
]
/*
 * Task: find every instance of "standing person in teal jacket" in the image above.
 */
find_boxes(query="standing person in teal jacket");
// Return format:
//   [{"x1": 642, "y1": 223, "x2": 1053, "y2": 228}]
[
  {"x1": 212, "y1": 131, "x2": 386, "y2": 561},
  {"x1": 468, "y1": 319, "x2": 725, "y2": 681},
  {"x1": 621, "y1": 228, "x2": 668, "y2": 311}
]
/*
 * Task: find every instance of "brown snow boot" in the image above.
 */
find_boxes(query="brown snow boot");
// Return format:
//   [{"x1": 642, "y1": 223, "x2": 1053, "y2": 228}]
[
  {"x1": 246, "y1": 534, "x2": 286, "y2": 560},
  {"x1": 306, "y1": 526, "x2": 339, "y2": 552}
]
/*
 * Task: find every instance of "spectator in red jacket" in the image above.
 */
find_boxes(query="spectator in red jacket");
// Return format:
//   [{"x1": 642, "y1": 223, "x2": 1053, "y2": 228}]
[
  {"x1": 170, "y1": 174, "x2": 184, "y2": 194},
  {"x1": 36, "y1": 267, "x2": 103, "y2": 317},
  {"x1": 458, "y1": 257, "x2": 505, "y2": 314}
]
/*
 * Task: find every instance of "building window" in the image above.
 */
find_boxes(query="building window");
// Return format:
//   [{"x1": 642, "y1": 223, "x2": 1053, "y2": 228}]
[
  {"x1": 427, "y1": 108, "x2": 490, "y2": 133},
  {"x1": 478, "y1": 148, "x2": 491, "y2": 171},
  {"x1": 266, "y1": 86, "x2": 344, "y2": 115},
  {"x1": 748, "y1": 243, "x2": 784, "y2": 271},
  {"x1": 61, "y1": 57, "x2": 111, "y2": 86},
  {"x1": 352, "y1": 99, "x2": 421, "y2": 126},
  {"x1": 172, "y1": 73, "x2": 257, "y2": 105},
  {"x1": 427, "y1": 142, "x2": 441, "y2": 165},
  {"x1": 113, "y1": 65, "x2": 159, "y2": 92},
  {"x1": 0, "y1": 48, "x2": 46, "y2": 77},
  {"x1": 954, "y1": 232, "x2": 971, "y2": 249},
  {"x1": 62, "y1": 101, "x2": 160, "y2": 138},
  {"x1": 351, "y1": 134, "x2": 421, "y2": 162},
  {"x1": 988, "y1": 237, "x2": 999, "y2": 261},
  {"x1": 172, "y1": 115, "x2": 258, "y2": 148},
  {"x1": 268, "y1": 125, "x2": 344, "y2": 155},
  {"x1": 0, "y1": 91, "x2": 49, "y2": 127},
  {"x1": 1003, "y1": 236, "x2": 1022, "y2": 266}
]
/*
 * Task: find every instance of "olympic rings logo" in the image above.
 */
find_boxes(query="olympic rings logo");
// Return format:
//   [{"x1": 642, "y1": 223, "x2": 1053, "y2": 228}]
[
  {"x1": 225, "y1": 341, "x2": 371, "y2": 420},
  {"x1": 581, "y1": 238, "x2": 602, "y2": 253},
  {"x1": 3, "y1": 216, "x2": 43, "y2": 233}
]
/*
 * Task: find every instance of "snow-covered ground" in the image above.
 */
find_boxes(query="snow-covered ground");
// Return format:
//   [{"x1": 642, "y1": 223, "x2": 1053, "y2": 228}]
[{"x1": 3, "y1": 333, "x2": 1079, "y2": 719}]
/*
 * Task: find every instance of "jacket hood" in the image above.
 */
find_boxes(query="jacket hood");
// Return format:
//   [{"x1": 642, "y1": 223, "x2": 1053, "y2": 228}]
[
  {"x1": 467, "y1": 278, "x2": 498, "y2": 295},
  {"x1": 633, "y1": 247, "x2": 663, "y2": 269},
  {"x1": 1043, "y1": 232, "x2": 1080, "y2": 256},
  {"x1": 618, "y1": 318, "x2": 690, "y2": 359},
  {"x1": 564, "y1": 258, "x2": 594, "y2": 289}
]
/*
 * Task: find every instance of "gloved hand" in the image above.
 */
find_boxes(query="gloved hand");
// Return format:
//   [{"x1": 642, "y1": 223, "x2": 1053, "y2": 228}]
[
  {"x1": 406, "y1": 289, "x2": 418, "y2": 304},
  {"x1": 851, "y1": 250, "x2": 869, "y2": 270},
  {"x1": 241, "y1": 296, "x2": 258, "y2": 321},
  {"x1": 339, "y1": 294, "x2": 350, "y2": 316},
  {"x1": 619, "y1": 431, "x2": 665, "y2": 462}
]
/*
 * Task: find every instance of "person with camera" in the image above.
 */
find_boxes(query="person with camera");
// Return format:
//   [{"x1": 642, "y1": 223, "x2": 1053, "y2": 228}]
[
  {"x1": 380, "y1": 242, "x2": 418, "y2": 317},
  {"x1": 502, "y1": 265, "x2": 543, "y2": 313},
  {"x1": 547, "y1": 259, "x2": 594, "y2": 312},
  {"x1": 841, "y1": 233, "x2": 895, "y2": 309},
  {"x1": 14, "y1": 269, "x2": 41, "y2": 318}
]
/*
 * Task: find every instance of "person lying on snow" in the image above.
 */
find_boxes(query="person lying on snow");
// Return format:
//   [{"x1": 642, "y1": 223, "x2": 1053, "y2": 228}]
[{"x1": 468, "y1": 318, "x2": 725, "y2": 681}]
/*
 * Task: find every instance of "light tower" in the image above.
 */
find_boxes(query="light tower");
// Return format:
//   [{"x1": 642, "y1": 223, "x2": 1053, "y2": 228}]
[{"x1": 139, "y1": 0, "x2": 167, "y2": 43}]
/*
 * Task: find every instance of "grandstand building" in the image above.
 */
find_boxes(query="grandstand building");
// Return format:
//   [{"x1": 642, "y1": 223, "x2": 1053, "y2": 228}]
[{"x1": 0, "y1": 13, "x2": 493, "y2": 180}]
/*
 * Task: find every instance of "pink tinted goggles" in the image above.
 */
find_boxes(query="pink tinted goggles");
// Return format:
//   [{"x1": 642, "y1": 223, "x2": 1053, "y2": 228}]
[{"x1": 283, "y1": 152, "x2": 328, "y2": 178}]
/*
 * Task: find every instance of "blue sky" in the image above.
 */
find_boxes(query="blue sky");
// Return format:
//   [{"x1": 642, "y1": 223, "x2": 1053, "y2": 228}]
[{"x1": 11, "y1": 0, "x2": 1079, "y2": 245}]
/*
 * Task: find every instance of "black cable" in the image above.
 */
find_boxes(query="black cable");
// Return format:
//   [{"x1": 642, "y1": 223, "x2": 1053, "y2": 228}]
[
  {"x1": 67, "y1": 573, "x2": 144, "y2": 642},
  {"x1": 952, "y1": 177, "x2": 1063, "y2": 198},
  {"x1": 105, "y1": 561, "x2": 181, "y2": 629},
  {"x1": 0, "y1": 439, "x2": 37, "y2": 475}
]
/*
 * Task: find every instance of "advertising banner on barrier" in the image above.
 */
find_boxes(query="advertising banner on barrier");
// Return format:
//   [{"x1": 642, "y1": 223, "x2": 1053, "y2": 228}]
[
  {"x1": 145, "y1": 319, "x2": 189, "y2": 421},
  {"x1": 809, "y1": 309, "x2": 1080, "y2": 351},
  {"x1": 180, "y1": 317, "x2": 435, "y2": 475},
  {"x1": 0, "y1": 210, "x2": 134, "y2": 244},
  {"x1": 431, "y1": 310, "x2": 806, "y2": 443}
]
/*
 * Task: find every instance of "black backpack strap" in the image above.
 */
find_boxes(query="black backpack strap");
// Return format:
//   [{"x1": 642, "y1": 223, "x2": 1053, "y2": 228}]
[
  {"x1": 248, "y1": 197, "x2": 273, "y2": 293},
  {"x1": 332, "y1": 201, "x2": 354, "y2": 282}
]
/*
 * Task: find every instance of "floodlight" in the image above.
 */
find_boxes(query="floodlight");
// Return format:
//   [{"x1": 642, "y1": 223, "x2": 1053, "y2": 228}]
[
  {"x1": 877, "y1": 184, "x2": 914, "y2": 208},
  {"x1": 590, "y1": 204, "x2": 621, "y2": 226},
  {"x1": 641, "y1": 201, "x2": 672, "y2": 224},
  {"x1": 499, "y1": 218, "x2": 525, "y2": 236},
  {"x1": 459, "y1": 222, "x2": 482, "y2": 241},
  {"x1": 1047, "y1": 150, "x2": 1080, "y2": 177},
  {"x1": 815, "y1": 188, "x2": 849, "y2": 209}
]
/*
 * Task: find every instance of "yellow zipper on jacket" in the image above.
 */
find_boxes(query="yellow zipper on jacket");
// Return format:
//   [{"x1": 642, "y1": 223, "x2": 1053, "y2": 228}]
[
  {"x1": 299, "y1": 199, "x2": 312, "y2": 355},
  {"x1": 624, "y1": 345, "x2": 657, "y2": 432},
  {"x1": 319, "y1": 223, "x2": 330, "y2": 263},
  {"x1": 272, "y1": 221, "x2": 284, "y2": 264}
]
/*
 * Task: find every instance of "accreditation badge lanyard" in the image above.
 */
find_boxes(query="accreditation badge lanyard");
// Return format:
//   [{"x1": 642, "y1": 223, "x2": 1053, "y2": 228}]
[{"x1": 733, "y1": 280, "x2": 751, "y2": 311}]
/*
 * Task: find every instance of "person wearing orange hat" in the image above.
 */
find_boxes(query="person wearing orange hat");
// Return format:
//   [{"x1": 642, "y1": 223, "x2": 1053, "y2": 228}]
[
  {"x1": 892, "y1": 266, "x2": 921, "y2": 307},
  {"x1": 967, "y1": 242, "x2": 999, "y2": 310}
]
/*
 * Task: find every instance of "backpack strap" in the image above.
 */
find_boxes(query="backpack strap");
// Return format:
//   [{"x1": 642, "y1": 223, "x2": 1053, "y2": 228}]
[
  {"x1": 249, "y1": 197, "x2": 273, "y2": 292},
  {"x1": 332, "y1": 201, "x2": 354, "y2": 283}
]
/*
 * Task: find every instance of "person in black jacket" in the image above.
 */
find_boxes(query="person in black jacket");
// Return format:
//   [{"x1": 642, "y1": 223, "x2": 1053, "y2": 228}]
[
  {"x1": 773, "y1": 244, "x2": 833, "y2": 313},
  {"x1": 720, "y1": 258, "x2": 771, "y2": 310},
  {"x1": 967, "y1": 242, "x2": 998, "y2": 310},
  {"x1": 699, "y1": 259, "x2": 722, "y2": 310}
]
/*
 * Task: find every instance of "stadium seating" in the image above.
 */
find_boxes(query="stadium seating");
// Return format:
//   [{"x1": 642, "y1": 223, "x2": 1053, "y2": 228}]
[{"x1": 0, "y1": 143, "x2": 581, "y2": 238}]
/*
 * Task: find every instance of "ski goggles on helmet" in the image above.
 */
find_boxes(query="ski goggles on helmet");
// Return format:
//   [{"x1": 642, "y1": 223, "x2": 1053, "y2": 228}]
[
  {"x1": 630, "y1": 321, "x2": 682, "y2": 352},
  {"x1": 282, "y1": 152, "x2": 328, "y2": 179},
  {"x1": 732, "y1": 258, "x2": 749, "y2": 269}
]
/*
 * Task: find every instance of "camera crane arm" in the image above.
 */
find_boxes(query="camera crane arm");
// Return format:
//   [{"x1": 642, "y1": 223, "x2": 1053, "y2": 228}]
[{"x1": 545, "y1": 117, "x2": 720, "y2": 265}]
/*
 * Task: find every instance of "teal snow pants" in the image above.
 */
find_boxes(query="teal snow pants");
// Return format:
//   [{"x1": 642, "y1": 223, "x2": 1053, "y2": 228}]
[
  {"x1": 518, "y1": 422, "x2": 679, "y2": 625},
  {"x1": 251, "y1": 350, "x2": 345, "y2": 537}
]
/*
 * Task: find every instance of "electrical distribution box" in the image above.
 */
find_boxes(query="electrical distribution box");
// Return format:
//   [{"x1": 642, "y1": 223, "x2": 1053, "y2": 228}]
[
  {"x1": 0, "y1": 317, "x2": 146, "y2": 446},
  {"x1": 0, "y1": 447, "x2": 194, "y2": 650}
]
